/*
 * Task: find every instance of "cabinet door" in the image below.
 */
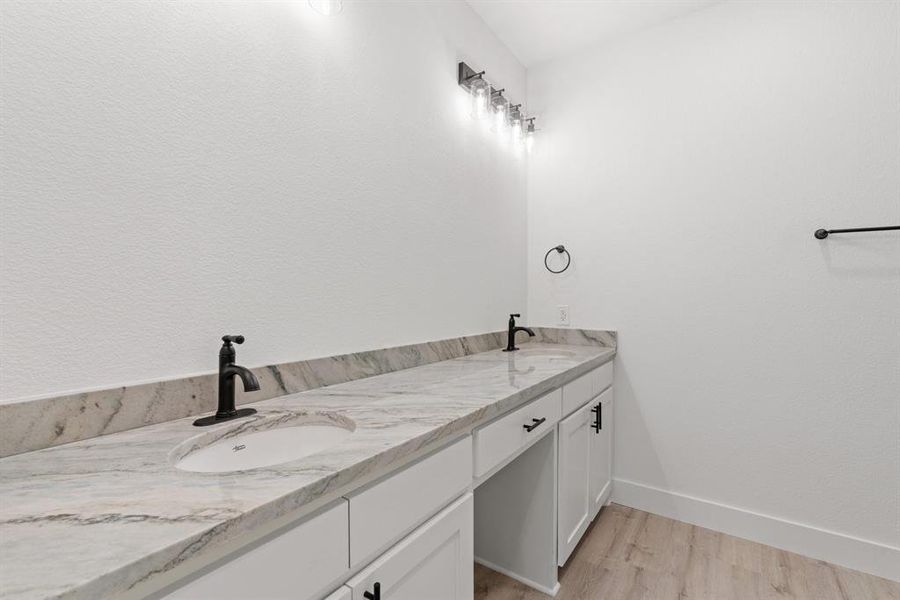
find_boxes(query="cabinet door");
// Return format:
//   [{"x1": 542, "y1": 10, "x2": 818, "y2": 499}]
[
  {"x1": 589, "y1": 388, "x2": 613, "y2": 521},
  {"x1": 557, "y1": 402, "x2": 592, "y2": 566},
  {"x1": 347, "y1": 494, "x2": 473, "y2": 600}
]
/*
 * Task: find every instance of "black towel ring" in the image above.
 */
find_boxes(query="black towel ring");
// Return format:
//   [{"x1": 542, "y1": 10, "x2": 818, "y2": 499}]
[{"x1": 544, "y1": 245, "x2": 571, "y2": 274}]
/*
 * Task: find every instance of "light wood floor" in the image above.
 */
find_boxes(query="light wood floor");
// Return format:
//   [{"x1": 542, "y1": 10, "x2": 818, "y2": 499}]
[{"x1": 474, "y1": 503, "x2": 900, "y2": 600}]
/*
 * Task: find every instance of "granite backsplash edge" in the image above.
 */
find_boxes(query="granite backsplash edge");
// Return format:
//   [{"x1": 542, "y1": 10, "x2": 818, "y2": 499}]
[{"x1": 0, "y1": 327, "x2": 616, "y2": 457}]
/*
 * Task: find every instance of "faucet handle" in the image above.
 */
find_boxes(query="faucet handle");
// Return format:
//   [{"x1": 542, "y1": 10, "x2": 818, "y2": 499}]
[
  {"x1": 221, "y1": 335, "x2": 245, "y2": 345},
  {"x1": 510, "y1": 313, "x2": 521, "y2": 318}
]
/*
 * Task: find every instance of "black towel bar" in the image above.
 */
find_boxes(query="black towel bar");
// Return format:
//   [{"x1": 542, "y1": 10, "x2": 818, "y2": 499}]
[{"x1": 814, "y1": 226, "x2": 900, "y2": 239}]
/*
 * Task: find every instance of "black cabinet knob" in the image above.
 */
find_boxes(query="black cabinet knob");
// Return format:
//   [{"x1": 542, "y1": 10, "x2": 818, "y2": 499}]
[{"x1": 364, "y1": 582, "x2": 381, "y2": 600}]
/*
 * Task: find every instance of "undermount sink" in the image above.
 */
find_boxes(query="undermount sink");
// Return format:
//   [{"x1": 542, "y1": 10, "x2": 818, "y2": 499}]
[
  {"x1": 173, "y1": 412, "x2": 354, "y2": 473},
  {"x1": 515, "y1": 348, "x2": 576, "y2": 358}
]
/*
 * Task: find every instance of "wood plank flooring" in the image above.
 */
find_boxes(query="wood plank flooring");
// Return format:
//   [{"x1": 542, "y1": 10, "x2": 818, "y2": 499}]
[{"x1": 474, "y1": 503, "x2": 900, "y2": 600}]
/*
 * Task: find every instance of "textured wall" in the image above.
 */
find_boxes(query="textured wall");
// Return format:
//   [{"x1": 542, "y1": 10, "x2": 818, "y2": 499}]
[
  {"x1": 0, "y1": 1, "x2": 527, "y2": 401},
  {"x1": 526, "y1": 0, "x2": 899, "y2": 570}
]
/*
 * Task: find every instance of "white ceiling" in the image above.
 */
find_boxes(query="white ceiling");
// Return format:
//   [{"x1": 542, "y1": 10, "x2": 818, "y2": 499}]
[{"x1": 466, "y1": 0, "x2": 720, "y2": 68}]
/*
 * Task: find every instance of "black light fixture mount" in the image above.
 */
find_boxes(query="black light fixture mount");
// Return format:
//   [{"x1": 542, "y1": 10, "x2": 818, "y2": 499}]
[{"x1": 458, "y1": 62, "x2": 485, "y2": 90}]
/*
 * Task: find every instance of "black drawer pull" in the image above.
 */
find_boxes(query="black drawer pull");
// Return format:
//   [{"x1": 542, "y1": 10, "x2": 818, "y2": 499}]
[
  {"x1": 591, "y1": 403, "x2": 602, "y2": 433},
  {"x1": 523, "y1": 417, "x2": 546, "y2": 432},
  {"x1": 364, "y1": 582, "x2": 381, "y2": 600}
]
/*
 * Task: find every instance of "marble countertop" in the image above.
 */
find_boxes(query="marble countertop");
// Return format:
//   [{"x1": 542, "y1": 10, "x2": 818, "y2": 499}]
[{"x1": 0, "y1": 343, "x2": 614, "y2": 600}]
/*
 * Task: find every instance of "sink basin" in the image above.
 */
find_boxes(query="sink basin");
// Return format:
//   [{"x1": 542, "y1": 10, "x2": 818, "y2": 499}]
[
  {"x1": 173, "y1": 412, "x2": 354, "y2": 473},
  {"x1": 515, "y1": 348, "x2": 576, "y2": 358}
]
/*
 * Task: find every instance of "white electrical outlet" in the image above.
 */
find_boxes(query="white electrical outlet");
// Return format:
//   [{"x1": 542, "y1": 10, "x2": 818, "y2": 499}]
[{"x1": 557, "y1": 305, "x2": 570, "y2": 326}]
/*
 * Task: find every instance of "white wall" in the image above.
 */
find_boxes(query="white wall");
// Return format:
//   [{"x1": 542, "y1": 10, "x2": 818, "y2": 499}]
[
  {"x1": 527, "y1": 0, "x2": 899, "y2": 576},
  {"x1": 0, "y1": 1, "x2": 527, "y2": 401}
]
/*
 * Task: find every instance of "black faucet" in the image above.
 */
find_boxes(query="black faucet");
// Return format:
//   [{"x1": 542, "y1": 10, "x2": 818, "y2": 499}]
[
  {"x1": 504, "y1": 313, "x2": 535, "y2": 352},
  {"x1": 193, "y1": 335, "x2": 261, "y2": 426}
]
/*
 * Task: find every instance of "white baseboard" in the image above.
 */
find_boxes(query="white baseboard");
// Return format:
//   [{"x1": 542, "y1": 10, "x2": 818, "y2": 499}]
[
  {"x1": 611, "y1": 478, "x2": 900, "y2": 582},
  {"x1": 474, "y1": 556, "x2": 560, "y2": 596}
]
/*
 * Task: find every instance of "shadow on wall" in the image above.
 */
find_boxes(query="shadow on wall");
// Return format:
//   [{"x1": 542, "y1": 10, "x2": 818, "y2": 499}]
[
  {"x1": 611, "y1": 353, "x2": 671, "y2": 496},
  {"x1": 818, "y1": 234, "x2": 900, "y2": 278}
]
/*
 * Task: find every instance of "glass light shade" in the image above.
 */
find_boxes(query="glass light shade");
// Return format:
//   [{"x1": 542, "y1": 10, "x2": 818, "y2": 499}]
[
  {"x1": 469, "y1": 77, "x2": 491, "y2": 120},
  {"x1": 525, "y1": 126, "x2": 535, "y2": 152},
  {"x1": 309, "y1": 0, "x2": 342, "y2": 16},
  {"x1": 492, "y1": 95, "x2": 509, "y2": 132},
  {"x1": 510, "y1": 111, "x2": 524, "y2": 143}
]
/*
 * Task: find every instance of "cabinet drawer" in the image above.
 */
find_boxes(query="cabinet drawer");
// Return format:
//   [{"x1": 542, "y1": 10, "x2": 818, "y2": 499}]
[
  {"x1": 348, "y1": 437, "x2": 472, "y2": 566},
  {"x1": 474, "y1": 389, "x2": 562, "y2": 477},
  {"x1": 324, "y1": 587, "x2": 352, "y2": 600},
  {"x1": 591, "y1": 361, "x2": 614, "y2": 396},
  {"x1": 562, "y1": 362, "x2": 614, "y2": 416},
  {"x1": 164, "y1": 500, "x2": 349, "y2": 600}
]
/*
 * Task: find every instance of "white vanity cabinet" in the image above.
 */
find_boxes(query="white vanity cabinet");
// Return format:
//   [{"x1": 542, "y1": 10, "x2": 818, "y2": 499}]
[
  {"x1": 557, "y1": 401, "x2": 592, "y2": 566},
  {"x1": 589, "y1": 387, "x2": 614, "y2": 519},
  {"x1": 557, "y1": 361, "x2": 615, "y2": 566},
  {"x1": 160, "y1": 357, "x2": 615, "y2": 600},
  {"x1": 162, "y1": 439, "x2": 471, "y2": 600},
  {"x1": 346, "y1": 494, "x2": 473, "y2": 600}
]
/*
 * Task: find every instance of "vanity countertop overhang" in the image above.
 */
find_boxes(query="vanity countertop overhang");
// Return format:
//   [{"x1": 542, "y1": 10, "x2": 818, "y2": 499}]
[{"x1": 0, "y1": 343, "x2": 615, "y2": 600}]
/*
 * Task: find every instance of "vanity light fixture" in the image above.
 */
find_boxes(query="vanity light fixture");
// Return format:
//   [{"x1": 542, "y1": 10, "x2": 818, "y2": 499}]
[
  {"x1": 491, "y1": 89, "x2": 510, "y2": 132},
  {"x1": 525, "y1": 117, "x2": 537, "y2": 152},
  {"x1": 509, "y1": 105, "x2": 524, "y2": 143},
  {"x1": 458, "y1": 61, "x2": 534, "y2": 151},
  {"x1": 308, "y1": 0, "x2": 342, "y2": 16},
  {"x1": 471, "y1": 78, "x2": 491, "y2": 119},
  {"x1": 458, "y1": 62, "x2": 490, "y2": 119}
]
